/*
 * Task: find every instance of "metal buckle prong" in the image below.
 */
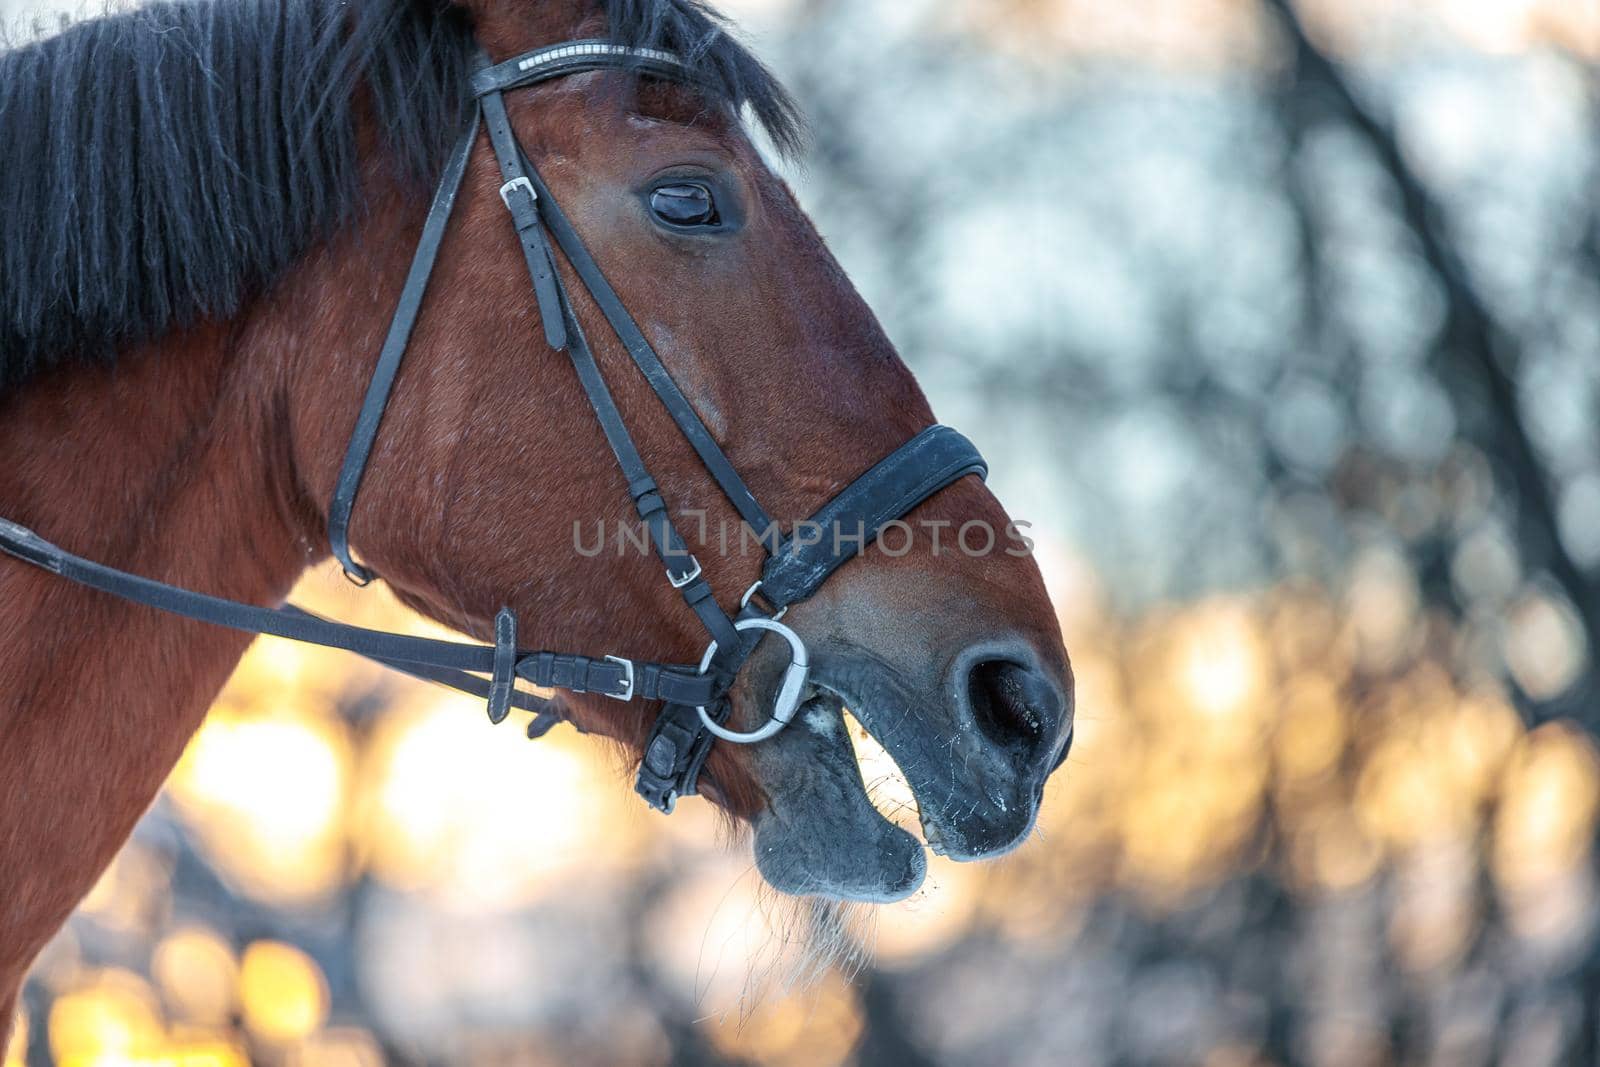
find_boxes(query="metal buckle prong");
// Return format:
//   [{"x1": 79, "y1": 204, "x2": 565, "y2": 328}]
[
  {"x1": 738, "y1": 580, "x2": 786, "y2": 621},
  {"x1": 667, "y1": 555, "x2": 702, "y2": 589},
  {"x1": 499, "y1": 176, "x2": 536, "y2": 209},
  {"x1": 604, "y1": 654, "x2": 635, "y2": 701}
]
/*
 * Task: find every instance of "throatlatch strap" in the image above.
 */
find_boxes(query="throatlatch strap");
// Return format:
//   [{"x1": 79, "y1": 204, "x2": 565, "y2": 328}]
[{"x1": 327, "y1": 109, "x2": 482, "y2": 585}]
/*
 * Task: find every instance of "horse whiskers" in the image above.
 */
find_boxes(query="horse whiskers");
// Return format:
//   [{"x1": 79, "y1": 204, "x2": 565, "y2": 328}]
[{"x1": 709, "y1": 882, "x2": 877, "y2": 1025}]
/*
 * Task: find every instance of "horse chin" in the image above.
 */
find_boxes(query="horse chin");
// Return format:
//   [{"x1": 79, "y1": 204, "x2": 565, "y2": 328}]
[
  {"x1": 748, "y1": 691, "x2": 928, "y2": 903},
  {"x1": 744, "y1": 649, "x2": 1047, "y2": 901}
]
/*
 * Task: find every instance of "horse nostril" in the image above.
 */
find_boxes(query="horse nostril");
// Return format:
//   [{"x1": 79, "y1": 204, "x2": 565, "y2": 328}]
[{"x1": 965, "y1": 658, "x2": 1060, "y2": 757}]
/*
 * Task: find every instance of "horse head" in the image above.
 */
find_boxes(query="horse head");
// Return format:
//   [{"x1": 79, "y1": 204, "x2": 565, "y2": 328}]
[{"x1": 298, "y1": 0, "x2": 1076, "y2": 900}]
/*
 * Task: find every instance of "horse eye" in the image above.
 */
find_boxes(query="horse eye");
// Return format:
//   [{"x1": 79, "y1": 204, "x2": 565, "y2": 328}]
[{"x1": 650, "y1": 183, "x2": 720, "y2": 227}]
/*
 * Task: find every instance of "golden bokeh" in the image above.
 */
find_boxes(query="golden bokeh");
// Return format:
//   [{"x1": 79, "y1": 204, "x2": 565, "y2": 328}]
[
  {"x1": 238, "y1": 942, "x2": 329, "y2": 1045},
  {"x1": 354, "y1": 697, "x2": 641, "y2": 910},
  {"x1": 707, "y1": 972, "x2": 864, "y2": 1067},
  {"x1": 152, "y1": 927, "x2": 240, "y2": 1026},
  {"x1": 165, "y1": 700, "x2": 352, "y2": 903},
  {"x1": 48, "y1": 969, "x2": 164, "y2": 1064},
  {"x1": 873, "y1": 857, "x2": 985, "y2": 964},
  {"x1": 1493, "y1": 723, "x2": 1600, "y2": 892}
]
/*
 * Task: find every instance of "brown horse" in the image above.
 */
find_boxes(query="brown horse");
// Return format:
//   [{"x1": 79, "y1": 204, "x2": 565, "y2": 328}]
[{"x1": 0, "y1": 0, "x2": 1072, "y2": 1034}]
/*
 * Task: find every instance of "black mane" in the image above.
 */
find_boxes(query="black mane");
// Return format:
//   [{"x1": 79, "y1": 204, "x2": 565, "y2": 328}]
[{"x1": 0, "y1": 0, "x2": 800, "y2": 393}]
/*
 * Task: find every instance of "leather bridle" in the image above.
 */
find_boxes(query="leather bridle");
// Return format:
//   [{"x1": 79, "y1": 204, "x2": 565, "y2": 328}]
[{"x1": 0, "y1": 39, "x2": 988, "y2": 813}]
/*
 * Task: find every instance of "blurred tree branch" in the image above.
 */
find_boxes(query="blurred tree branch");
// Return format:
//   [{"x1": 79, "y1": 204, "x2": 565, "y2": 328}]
[{"x1": 1262, "y1": 0, "x2": 1600, "y2": 724}]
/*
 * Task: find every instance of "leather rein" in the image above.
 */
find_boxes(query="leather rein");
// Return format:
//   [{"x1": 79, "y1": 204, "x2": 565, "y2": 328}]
[{"x1": 0, "y1": 39, "x2": 988, "y2": 814}]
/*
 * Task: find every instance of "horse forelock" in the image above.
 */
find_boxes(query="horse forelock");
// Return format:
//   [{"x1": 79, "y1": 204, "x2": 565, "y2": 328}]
[{"x1": 0, "y1": 0, "x2": 799, "y2": 398}]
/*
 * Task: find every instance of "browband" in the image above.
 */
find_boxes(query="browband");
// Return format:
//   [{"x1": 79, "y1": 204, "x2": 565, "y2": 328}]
[{"x1": 471, "y1": 39, "x2": 706, "y2": 97}]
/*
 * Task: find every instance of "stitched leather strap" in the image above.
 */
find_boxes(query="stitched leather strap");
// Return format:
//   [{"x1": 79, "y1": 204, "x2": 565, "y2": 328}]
[
  {"x1": 0, "y1": 519, "x2": 719, "y2": 707},
  {"x1": 327, "y1": 109, "x2": 482, "y2": 585},
  {"x1": 630, "y1": 430, "x2": 986, "y2": 811},
  {"x1": 487, "y1": 607, "x2": 518, "y2": 723},
  {"x1": 479, "y1": 81, "x2": 742, "y2": 658},
  {"x1": 761, "y1": 425, "x2": 987, "y2": 607},
  {"x1": 471, "y1": 39, "x2": 704, "y2": 98},
  {"x1": 480, "y1": 85, "x2": 569, "y2": 351},
  {"x1": 506, "y1": 146, "x2": 775, "y2": 537},
  {"x1": 635, "y1": 701, "x2": 720, "y2": 812},
  {"x1": 278, "y1": 604, "x2": 550, "y2": 714}
]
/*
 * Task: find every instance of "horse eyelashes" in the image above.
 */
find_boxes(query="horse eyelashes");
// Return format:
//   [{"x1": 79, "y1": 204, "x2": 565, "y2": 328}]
[{"x1": 649, "y1": 182, "x2": 719, "y2": 226}]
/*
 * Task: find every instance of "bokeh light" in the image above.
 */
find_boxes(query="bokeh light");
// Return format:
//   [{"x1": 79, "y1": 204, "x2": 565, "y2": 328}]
[
  {"x1": 165, "y1": 703, "x2": 352, "y2": 903},
  {"x1": 47, "y1": 969, "x2": 164, "y2": 1065},
  {"x1": 152, "y1": 927, "x2": 239, "y2": 1026},
  {"x1": 238, "y1": 941, "x2": 329, "y2": 1045}
]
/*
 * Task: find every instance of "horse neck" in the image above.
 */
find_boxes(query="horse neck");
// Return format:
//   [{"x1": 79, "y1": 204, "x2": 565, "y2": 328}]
[{"x1": 0, "y1": 317, "x2": 316, "y2": 989}]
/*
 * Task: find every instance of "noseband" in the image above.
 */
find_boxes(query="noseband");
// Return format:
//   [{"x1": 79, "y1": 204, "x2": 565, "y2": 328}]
[{"x1": 0, "y1": 39, "x2": 987, "y2": 814}]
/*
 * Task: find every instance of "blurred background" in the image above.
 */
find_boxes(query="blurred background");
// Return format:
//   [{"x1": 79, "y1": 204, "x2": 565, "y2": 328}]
[{"x1": 4, "y1": 0, "x2": 1599, "y2": 1063}]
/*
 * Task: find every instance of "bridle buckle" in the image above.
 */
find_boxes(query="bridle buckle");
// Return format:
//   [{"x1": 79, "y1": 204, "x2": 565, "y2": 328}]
[
  {"x1": 499, "y1": 175, "x2": 536, "y2": 209},
  {"x1": 603, "y1": 654, "x2": 635, "y2": 701},
  {"x1": 667, "y1": 555, "x2": 702, "y2": 589}
]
